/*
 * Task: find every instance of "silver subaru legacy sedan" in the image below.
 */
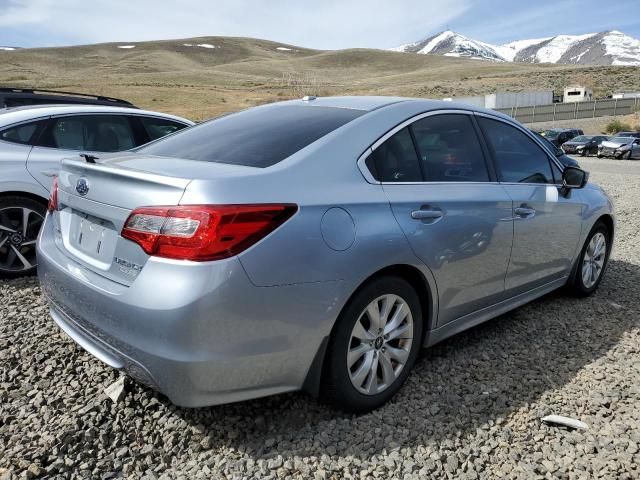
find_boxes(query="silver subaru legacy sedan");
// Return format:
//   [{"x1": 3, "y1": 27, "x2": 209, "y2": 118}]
[{"x1": 37, "y1": 97, "x2": 614, "y2": 412}]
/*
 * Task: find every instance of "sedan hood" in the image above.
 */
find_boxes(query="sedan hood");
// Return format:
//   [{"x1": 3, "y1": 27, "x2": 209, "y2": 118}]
[{"x1": 601, "y1": 140, "x2": 628, "y2": 148}]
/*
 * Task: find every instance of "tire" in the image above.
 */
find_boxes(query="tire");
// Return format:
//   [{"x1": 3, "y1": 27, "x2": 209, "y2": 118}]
[
  {"x1": 0, "y1": 196, "x2": 47, "y2": 278},
  {"x1": 597, "y1": 154, "x2": 603, "y2": 158},
  {"x1": 580, "y1": 149, "x2": 586, "y2": 157},
  {"x1": 624, "y1": 150, "x2": 632, "y2": 160},
  {"x1": 321, "y1": 276, "x2": 424, "y2": 413},
  {"x1": 566, "y1": 221, "x2": 611, "y2": 297}
]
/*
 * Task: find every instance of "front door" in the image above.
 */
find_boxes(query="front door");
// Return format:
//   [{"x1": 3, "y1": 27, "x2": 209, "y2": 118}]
[{"x1": 477, "y1": 116, "x2": 583, "y2": 293}]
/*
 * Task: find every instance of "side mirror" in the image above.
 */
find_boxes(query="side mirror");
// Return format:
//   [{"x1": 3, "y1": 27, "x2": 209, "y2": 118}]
[{"x1": 562, "y1": 166, "x2": 588, "y2": 189}]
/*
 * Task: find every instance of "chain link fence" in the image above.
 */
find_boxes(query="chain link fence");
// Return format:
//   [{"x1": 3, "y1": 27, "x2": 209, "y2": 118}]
[{"x1": 496, "y1": 97, "x2": 640, "y2": 124}]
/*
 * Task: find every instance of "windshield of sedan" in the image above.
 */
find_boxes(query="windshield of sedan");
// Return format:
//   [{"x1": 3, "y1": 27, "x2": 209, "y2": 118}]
[
  {"x1": 571, "y1": 136, "x2": 592, "y2": 142},
  {"x1": 136, "y1": 104, "x2": 365, "y2": 168}
]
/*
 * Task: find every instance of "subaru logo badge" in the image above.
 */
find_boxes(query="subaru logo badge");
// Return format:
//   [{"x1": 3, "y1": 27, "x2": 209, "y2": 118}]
[{"x1": 76, "y1": 178, "x2": 89, "y2": 196}]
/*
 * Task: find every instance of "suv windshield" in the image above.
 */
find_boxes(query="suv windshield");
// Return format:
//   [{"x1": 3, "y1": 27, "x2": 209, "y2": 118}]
[
  {"x1": 611, "y1": 137, "x2": 634, "y2": 143},
  {"x1": 540, "y1": 130, "x2": 561, "y2": 139},
  {"x1": 571, "y1": 136, "x2": 591, "y2": 142},
  {"x1": 136, "y1": 104, "x2": 365, "y2": 168}
]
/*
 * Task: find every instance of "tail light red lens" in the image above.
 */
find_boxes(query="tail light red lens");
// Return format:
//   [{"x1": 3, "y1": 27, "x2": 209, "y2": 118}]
[
  {"x1": 121, "y1": 204, "x2": 298, "y2": 261},
  {"x1": 47, "y1": 177, "x2": 58, "y2": 212}
]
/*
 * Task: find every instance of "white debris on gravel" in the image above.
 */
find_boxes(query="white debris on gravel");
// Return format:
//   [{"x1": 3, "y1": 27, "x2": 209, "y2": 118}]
[
  {"x1": 196, "y1": 44, "x2": 216, "y2": 49},
  {"x1": 1, "y1": 157, "x2": 639, "y2": 479},
  {"x1": 542, "y1": 415, "x2": 589, "y2": 430},
  {"x1": 104, "y1": 376, "x2": 126, "y2": 403}
]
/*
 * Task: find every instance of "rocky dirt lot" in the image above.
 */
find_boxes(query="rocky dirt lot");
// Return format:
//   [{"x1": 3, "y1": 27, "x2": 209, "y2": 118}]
[{"x1": 1, "y1": 157, "x2": 639, "y2": 480}]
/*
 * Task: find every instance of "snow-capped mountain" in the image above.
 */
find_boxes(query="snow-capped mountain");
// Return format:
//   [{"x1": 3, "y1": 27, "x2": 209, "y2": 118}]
[
  {"x1": 0, "y1": 47, "x2": 19, "y2": 51},
  {"x1": 391, "y1": 30, "x2": 640, "y2": 66}
]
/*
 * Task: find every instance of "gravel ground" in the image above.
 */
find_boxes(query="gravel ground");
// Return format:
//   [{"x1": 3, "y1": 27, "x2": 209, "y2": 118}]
[{"x1": 1, "y1": 157, "x2": 639, "y2": 480}]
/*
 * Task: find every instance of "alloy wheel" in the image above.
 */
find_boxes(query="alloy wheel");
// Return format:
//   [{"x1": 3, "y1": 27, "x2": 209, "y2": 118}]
[
  {"x1": 581, "y1": 232, "x2": 606, "y2": 289},
  {"x1": 347, "y1": 294, "x2": 414, "y2": 395},
  {"x1": 0, "y1": 207, "x2": 44, "y2": 273}
]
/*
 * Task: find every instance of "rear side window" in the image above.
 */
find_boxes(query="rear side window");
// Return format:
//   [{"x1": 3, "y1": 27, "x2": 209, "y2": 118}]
[
  {"x1": 410, "y1": 114, "x2": 489, "y2": 182},
  {"x1": 0, "y1": 121, "x2": 40, "y2": 145},
  {"x1": 38, "y1": 115, "x2": 136, "y2": 152},
  {"x1": 139, "y1": 117, "x2": 188, "y2": 142},
  {"x1": 479, "y1": 117, "x2": 554, "y2": 184},
  {"x1": 366, "y1": 128, "x2": 422, "y2": 182},
  {"x1": 137, "y1": 105, "x2": 364, "y2": 168}
]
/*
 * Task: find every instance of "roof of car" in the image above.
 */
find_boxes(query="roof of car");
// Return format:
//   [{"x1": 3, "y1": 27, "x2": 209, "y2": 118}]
[
  {"x1": 0, "y1": 104, "x2": 194, "y2": 126},
  {"x1": 275, "y1": 96, "x2": 515, "y2": 118}
]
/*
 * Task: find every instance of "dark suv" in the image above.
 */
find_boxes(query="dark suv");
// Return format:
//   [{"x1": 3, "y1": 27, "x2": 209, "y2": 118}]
[
  {"x1": 539, "y1": 128, "x2": 583, "y2": 147},
  {"x1": 0, "y1": 87, "x2": 135, "y2": 109}
]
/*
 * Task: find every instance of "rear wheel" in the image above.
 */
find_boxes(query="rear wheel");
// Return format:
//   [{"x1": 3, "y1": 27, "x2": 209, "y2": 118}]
[
  {"x1": 0, "y1": 196, "x2": 46, "y2": 278},
  {"x1": 321, "y1": 276, "x2": 424, "y2": 412},
  {"x1": 567, "y1": 222, "x2": 610, "y2": 297}
]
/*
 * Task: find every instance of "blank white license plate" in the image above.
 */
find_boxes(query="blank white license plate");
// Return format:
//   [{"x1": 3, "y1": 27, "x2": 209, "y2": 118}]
[{"x1": 72, "y1": 214, "x2": 110, "y2": 256}]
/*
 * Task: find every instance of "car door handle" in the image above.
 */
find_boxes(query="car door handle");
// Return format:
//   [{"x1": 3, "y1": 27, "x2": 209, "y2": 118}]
[
  {"x1": 514, "y1": 207, "x2": 536, "y2": 219},
  {"x1": 411, "y1": 209, "x2": 444, "y2": 221}
]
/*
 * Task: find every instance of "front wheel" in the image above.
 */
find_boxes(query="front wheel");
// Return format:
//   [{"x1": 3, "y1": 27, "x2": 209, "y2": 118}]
[
  {"x1": 0, "y1": 196, "x2": 46, "y2": 278},
  {"x1": 566, "y1": 222, "x2": 610, "y2": 297},
  {"x1": 321, "y1": 276, "x2": 424, "y2": 412}
]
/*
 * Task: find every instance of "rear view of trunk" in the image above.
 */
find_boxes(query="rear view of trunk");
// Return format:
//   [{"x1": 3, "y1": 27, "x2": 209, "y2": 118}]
[{"x1": 50, "y1": 157, "x2": 190, "y2": 285}]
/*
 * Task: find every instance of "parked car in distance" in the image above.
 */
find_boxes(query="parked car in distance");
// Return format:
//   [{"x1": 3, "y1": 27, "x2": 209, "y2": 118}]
[
  {"x1": 0, "y1": 104, "x2": 193, "y2": 277},
  {"x1": 598, "y1": 136, "x2": 640, "y2": 159},
  {"x1": 531, "y1": 130, "x2": 580, "y2": 167},
  {"x1": 37, "y1": 97, "x2": 614, "y2": 412},
  {"x1": 561, "y1": 135, "x2": 608, "y2": 156},
  {"x1": 615, "y1": 131, "x2": 640, "y2": 139},
  {"x1": 0, "y1": 87, "x2": 135, "y2": 109},
  {"x1": 539, "y1": 128, "x2": 583, "y2": 147}
]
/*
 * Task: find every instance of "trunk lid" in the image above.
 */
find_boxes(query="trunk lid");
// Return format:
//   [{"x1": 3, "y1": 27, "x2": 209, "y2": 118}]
[{"x1": 51, "y1": 155, "x2": 208, "y2": 286}]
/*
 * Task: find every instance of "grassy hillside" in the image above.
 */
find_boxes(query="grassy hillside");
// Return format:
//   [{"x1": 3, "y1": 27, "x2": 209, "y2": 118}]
[{"x1": 1, "y1": 36, "x2": 639, "y2": 121}]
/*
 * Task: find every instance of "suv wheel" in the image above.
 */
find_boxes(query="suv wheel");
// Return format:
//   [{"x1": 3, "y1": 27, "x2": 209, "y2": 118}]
[
  {"x1": 0, "y1": 196, "x2": 46, "y2": 278},
  {"x1": 322, "y1": 276, "x2": 424, "y2": 412},
  {"x1": 567, "y1": 221, "x2": 610, "y2": 297}
]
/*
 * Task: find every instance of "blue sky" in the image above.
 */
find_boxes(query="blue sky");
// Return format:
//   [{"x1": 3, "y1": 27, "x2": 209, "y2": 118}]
[{"x1": 0, "y1": 0, "x2": 639, "y2": 49}]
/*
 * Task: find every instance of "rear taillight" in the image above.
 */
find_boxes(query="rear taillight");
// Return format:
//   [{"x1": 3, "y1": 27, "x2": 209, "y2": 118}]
[
  {"x1": 121, "y1": 204, "x2": 297, "y2": 261},
  {"x1": 47, "y1": 177, "x2": 58, "y2": 212}
]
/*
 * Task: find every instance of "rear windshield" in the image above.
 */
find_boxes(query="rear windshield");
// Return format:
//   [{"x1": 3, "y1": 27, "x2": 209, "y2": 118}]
[{"x1": 136, "y1": 104, "x2": 365, "y2": 167}]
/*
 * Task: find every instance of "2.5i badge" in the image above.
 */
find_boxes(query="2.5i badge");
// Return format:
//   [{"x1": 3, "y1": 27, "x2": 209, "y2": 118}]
[{"x1": 113, "y1": 256, "x2": 143, "y2": 277}]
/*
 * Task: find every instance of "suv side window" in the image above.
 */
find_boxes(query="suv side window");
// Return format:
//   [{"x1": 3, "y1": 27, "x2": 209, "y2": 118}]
[
  {"x1": 366, "y1": 127, "x2": 422, "y2": 182},
  {"x1": 410, "y1": 114, "x2": 489, "y2": 182},
  {"x1": 139, "y1": 117, "x2": 188, "y2": 143},
  {"x1": 0, "y1": 121, "x2": 42, "y2": 145},
  {"x1": 478, "y1": 117, "x2": 554, "y2": 184},
  {"x1": 38, "y1": 115, "x2": 136, "y2": 152}
]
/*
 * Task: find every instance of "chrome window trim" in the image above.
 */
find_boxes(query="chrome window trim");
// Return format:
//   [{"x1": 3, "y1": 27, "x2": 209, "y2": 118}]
[
  {"x1": 356, "y1": 108, "x2": 569, "y2": 187},
  {"x1": 357, "y1": 109, "x2": 478, "y2": 185}
]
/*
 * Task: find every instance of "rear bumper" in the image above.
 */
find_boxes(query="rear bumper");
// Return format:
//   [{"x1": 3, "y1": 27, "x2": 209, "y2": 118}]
[{"x1": 37, "y1": 214, "x2": 342, "y2": 407}]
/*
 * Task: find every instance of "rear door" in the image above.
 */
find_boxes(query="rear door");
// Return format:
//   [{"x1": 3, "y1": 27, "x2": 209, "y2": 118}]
[
  {"x1": 476, "y1": 115, "x2": 583, "y2": 293},
  {"x1": 369, "y1": 111, "x2": 514, "y2": 325},
  {"x1": 26, "y1": 114, "x2": 138, "y2": 191}
]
